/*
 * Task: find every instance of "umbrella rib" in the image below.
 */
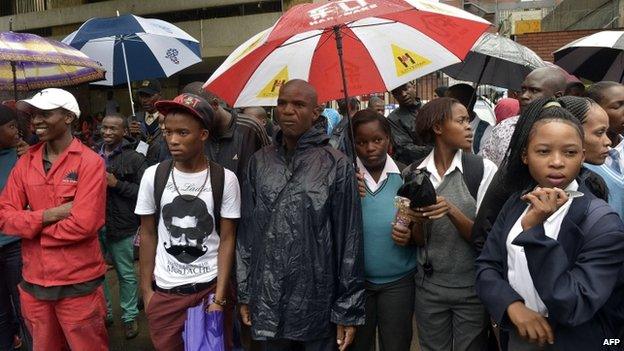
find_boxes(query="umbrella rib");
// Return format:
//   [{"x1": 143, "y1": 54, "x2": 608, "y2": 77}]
[
  {"x1": 313, "y1": 28, "x2": 338, "y2": 52},
  {"x1": 340, "y1": 29, "x2": 362, "y2": 44},
  {"x1": 319, "y1": 20, "x2": 396, "y2": 48},
  {"x1": 278, "y1": 30, "x2": 326, "y2": 48},
  {"x1": 346, "y1": 20, "x2": 396, "y2": 29}
]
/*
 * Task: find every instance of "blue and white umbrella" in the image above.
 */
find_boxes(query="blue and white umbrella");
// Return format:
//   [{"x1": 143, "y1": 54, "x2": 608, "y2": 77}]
[{"x1": 63, "y1": 13, "x2": 201, "y2": 114}]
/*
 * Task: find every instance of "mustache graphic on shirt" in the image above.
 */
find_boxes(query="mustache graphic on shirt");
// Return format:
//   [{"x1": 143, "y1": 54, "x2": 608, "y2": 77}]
[{"x1": 163, "y1": 241, "x2": 208, "y2": 264}]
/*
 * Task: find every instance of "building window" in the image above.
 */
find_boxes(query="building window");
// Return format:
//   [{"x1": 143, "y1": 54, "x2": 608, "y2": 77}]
[
  {"x1": 5, "y1": 0, "x2": 47, "y2": 14},
  {"x1": 0, "y1": 0, "x2": 13, "y2": 15}
]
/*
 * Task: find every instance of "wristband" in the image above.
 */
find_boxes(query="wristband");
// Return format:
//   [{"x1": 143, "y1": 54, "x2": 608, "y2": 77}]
[{"x1": 212, "y1": 295, "x2": 227, "y2": 306}]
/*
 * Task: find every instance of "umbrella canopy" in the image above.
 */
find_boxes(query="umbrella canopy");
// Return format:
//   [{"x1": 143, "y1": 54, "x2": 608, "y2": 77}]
[
  {"x1": 62, "y1": 14, "x2": 201, "y2": 86},
  {"x1": 443, "y1": 33, "x2": 546, "y2": 91},
  {"x1": 554, "y1": 30, "x2": 624, "y2": 83},
  {"x1": 0, "y1": 31, "x2": 105, "y2": 92},
  {"x1": 204, "y1": 0, "x2": 490, "y2": 107}
]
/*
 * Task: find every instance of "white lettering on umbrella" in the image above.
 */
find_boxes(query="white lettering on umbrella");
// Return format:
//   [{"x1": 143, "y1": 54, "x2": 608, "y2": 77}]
[{"x1": 308, "y1": 0, "x2": 378, "y2": 26}]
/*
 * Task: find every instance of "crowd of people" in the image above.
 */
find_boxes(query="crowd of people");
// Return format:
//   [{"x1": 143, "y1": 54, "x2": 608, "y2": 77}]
[{"x1": 0, "y1": 66, "x2": 623, "y2": 351}]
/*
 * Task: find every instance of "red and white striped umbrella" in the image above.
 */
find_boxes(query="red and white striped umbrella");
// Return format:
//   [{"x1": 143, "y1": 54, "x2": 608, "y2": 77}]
[{"x1": 204, "y1": 0, "x2": 490, "y2": 107}]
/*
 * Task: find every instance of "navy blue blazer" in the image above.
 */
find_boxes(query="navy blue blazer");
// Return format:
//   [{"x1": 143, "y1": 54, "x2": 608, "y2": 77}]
[{"x1": 476, "y1": 184, "x2": 624, "y2": 350}]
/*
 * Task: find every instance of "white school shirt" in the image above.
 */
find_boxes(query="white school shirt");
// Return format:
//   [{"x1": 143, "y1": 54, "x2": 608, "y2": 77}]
[
  {"x1": 506, "y1": 180, "x2": 582, "y2": 316},
  {"x1": 356, "y1": 156, "x2": 400, "y2": 193},
  {"x1": 416, "y1": 149, "x2": 498, "y2": 212}
]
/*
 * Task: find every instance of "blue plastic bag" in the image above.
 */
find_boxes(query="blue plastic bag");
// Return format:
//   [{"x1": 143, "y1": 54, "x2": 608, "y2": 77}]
[{"x1": 183, "y1": 298, "x2": 225, "y2": 351}]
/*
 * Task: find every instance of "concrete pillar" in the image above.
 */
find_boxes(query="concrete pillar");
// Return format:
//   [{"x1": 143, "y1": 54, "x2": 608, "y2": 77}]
[{"x1": 619, "y1": 0, "x2": 624, "y2": 27}]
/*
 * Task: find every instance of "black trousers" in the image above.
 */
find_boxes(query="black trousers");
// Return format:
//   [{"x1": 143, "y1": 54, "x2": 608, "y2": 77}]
[
  {"x1": 0, "y1": 241, "x2": 32, "y2": 350},
  {"x1": 351, "y1": 272, "x2": 415, "y2": 351}
]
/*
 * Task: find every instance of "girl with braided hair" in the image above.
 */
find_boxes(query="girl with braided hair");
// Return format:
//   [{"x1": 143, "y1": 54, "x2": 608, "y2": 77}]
[
  {"x1": 472, "y1": 97, "x2": 613, "y2": 251},
  {"x1": 557, "y1": 96, "x2": 611, "y2": 201},
  {"x1": 476, "y1": 102, "x2": 624, "y2": 350},
  {"x1": 584, "y1": 82, "x2": 624, "y2": 217}
]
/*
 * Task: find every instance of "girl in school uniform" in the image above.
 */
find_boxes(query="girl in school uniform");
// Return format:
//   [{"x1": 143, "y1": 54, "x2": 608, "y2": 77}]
[
  {"x1": 585, "y1": 82, "x2": 624, "y2": 215},
  {"x1": 406, "y1": 97, "x2": 498, "y2": 351},
  {"x1": 557, "y1": 96, "x2": 612, "y2": 201},
  {"x1": 350, "y1": 109, "x2": 417, "y2": 351},
  {"x1": 475, "y1": 101, "x2": 624, "y2": 350},
  {"x1": 472, "y1": 96, "x2": 611, "y2": 252}
]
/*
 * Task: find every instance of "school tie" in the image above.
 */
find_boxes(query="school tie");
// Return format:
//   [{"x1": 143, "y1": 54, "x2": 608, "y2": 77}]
[{"x1": 608, "y1": 149, "x2": 621, "y2": 174}]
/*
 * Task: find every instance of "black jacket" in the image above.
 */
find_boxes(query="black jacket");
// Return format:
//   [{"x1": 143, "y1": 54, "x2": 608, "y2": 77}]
[
  {"x1": 204, "y1": 110, "x2": 269, "y2": 180},
  {"x1": 476, "y1": 184, "x2": 624, "y2": 350},
  {"x1": 387, "y1": 105, "x2": 431, "y2": 165},
  {"x1": 146, "y1": 133, "x2": 168, "y2": 166},
  {"x1": 237, "y1": 118, "x2": 365, "y2": 340},
  {"x1": 98, "y1": 137, "x2": 147, "y2": 240},
  {"x1": 472, "y1": 167, "x2": 609, "y2": 252}
]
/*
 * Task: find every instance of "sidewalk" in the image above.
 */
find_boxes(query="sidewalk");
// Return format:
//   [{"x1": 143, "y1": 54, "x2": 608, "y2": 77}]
[
  {"x1": 105, "y1": 264, "x2": 422, "y2": 350},
  {"x1": 105, "y1": 264, "x2": 154, "y2": 351}
]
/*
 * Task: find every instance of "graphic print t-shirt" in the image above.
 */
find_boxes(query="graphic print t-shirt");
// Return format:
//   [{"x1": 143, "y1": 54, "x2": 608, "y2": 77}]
[{"x1": 135, "y1": 164, "x2": 241, "y2": 289}]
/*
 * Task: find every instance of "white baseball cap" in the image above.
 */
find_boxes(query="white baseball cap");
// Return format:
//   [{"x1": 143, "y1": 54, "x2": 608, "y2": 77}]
[{"x1": 19, "y1": 88, "x2": 81, "y2": 118}]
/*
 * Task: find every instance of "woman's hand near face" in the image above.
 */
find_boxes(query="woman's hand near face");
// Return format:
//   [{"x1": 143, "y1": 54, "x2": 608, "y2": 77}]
[{"x1": 521, "y1": 187, "x2": 568, "y2": 230}]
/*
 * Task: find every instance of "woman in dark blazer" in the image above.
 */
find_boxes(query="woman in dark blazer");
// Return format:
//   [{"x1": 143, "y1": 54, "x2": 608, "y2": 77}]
[{"x1": 475, "y1": 101, "x2": 624, "y2": 350}]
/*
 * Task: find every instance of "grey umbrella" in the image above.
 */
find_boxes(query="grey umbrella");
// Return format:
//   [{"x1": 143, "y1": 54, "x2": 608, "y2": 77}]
[{"x1": 443, "y1": 33, "x2": 546, "y2": 91}]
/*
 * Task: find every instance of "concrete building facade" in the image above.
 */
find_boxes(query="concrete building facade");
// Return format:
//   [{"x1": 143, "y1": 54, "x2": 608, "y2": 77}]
[
  {"x1": 0, "y1": 0, "x2": 288, "y2": 114},
  {"x1": 541, "y1": 0, "x2": 624, "y2": 31}
]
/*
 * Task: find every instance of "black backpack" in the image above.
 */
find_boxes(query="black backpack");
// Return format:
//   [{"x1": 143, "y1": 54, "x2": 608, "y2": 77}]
[
  {"x1": 153, "y1": 159, "x2": 225, "y2": 234},
  {"x1": 459, "y1": 152, "x2": 485, "y2": 201}
]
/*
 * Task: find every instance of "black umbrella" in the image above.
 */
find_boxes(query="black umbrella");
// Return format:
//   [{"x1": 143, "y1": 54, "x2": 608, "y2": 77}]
[
  {"x1": 443, "y1": 33, "x2": 546, "y2": 91},
  {"x1": 554, "y1": 30, "x2": 624, "y2": 83}
]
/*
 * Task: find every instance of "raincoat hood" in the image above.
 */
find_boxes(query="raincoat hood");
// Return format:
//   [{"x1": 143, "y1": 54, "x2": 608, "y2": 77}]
[{"x1": 272, "y1": 115, "x2": 330, "y2": 151}]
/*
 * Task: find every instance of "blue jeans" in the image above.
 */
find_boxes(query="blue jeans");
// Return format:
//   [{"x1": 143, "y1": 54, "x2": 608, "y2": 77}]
[{"x1": 0, "y1": 240, "x2": 32, "y2": 350}]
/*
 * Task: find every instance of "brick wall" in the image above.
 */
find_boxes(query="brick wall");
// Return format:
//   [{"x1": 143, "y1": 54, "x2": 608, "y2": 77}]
[{"x1": 515, "y1": 28, "x2": 622, "y2": 62}]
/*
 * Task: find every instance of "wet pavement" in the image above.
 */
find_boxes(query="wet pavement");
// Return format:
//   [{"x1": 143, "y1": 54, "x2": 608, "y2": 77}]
[
  {"x1": 105, "y1": 264, "x2": 154, "y2": 351},
  {"x1": 104, "y1": 264, "x2": 421, "y2": 350}
]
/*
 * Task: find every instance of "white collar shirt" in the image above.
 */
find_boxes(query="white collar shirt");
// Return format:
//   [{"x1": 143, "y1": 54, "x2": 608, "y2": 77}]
[
  {"x1": 506, "y1": 180, "x2": 582, "y2": 316},
  {"x1": 415, "y1": 149, "x2": 498, "y2": 211},
  {"x1": 357, "y1": 156, "x2": 400, "y2": 193}
]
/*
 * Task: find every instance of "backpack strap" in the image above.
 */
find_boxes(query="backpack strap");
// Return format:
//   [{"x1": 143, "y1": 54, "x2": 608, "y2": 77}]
[
  {"x1": 461, "y1": 151, "x2": 484, "y2": 201},
  {"x1": 472, "y1": 120, "x2": 489, "y2": 154},
  {"x1": 209, "y1": 161, "x2": 225, "y2": 235},
  {"x1": 153, "y1": 159, "x2": 173, "y2": 222}
]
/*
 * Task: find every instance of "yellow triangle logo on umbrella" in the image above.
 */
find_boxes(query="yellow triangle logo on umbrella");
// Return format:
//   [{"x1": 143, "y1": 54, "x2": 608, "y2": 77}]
[
  {"x1": 257, "y1": 66, "x2": 289, "y2": 98},
  {"x1": 392, "y1": 44, "x2": 431, "y2": 77}
]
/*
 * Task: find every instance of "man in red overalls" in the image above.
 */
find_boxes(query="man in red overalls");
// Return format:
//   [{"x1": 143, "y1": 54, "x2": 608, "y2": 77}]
[{"x1": 0, "y1": 88, "x2": 108, "y2": 351}]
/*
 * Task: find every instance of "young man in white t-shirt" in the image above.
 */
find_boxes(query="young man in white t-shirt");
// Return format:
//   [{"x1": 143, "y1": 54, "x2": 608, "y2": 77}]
[{"x1": 135, "y1": 93, "x2": 241, "y2": 351}]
